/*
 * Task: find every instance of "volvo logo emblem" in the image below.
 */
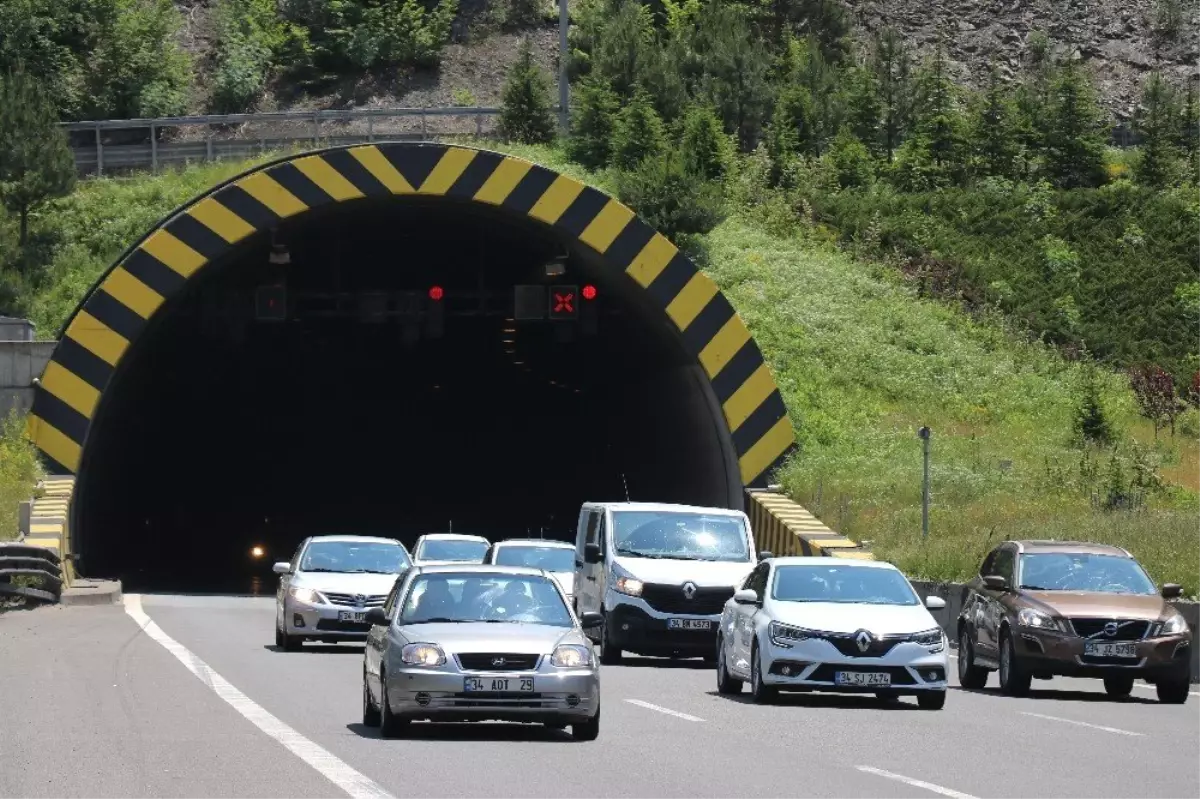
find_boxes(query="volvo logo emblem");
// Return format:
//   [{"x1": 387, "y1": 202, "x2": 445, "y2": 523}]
[
  {"x1": 1104, "y1": 621, "x2": 1119, "y2": 637},
  {"x1": 855, "y1": 630, "x2": 873, "y2": 653},
  {"x1": 492, "y1": 657, "x2": 507, "y2": 667},
  {"x1": 682, "y1": 582, "x2": 698, "y2": 600}
]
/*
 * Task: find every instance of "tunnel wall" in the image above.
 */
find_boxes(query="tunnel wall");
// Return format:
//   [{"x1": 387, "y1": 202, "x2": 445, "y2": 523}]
[{"x1": 26, "y1": 142, "x2": 796, "y2": 507}]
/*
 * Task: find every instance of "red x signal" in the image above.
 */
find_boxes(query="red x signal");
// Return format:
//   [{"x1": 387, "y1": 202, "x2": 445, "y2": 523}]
[
  {"x1": 549, "y1": 285, "x2": 579, "y2": 319},
  {"x1": 554, "y1": 292, "x2": 574, "y2": 313}
]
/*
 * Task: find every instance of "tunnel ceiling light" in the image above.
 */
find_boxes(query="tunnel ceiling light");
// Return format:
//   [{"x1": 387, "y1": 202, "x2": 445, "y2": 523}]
[
  {"x1": 544, "y1": 259, "x2": 567, "y2": 277},
  {"x1": 428, "y1": 285, "x2": 444, "y2": 301},
  {"x1": 582, "y1": 284, "x2": 597, "y2": 300}
]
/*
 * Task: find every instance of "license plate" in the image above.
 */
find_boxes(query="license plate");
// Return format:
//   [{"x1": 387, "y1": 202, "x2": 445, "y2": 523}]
[
  {"x1": 463, "y1": 677, "x2": 535, "y2": 693},
  {"x1": 338, "y1": 611, "x2": 366, "y2": 622},
  {"x1": 835, "y1": 671, "x2": 891, "y2": 687},
  {"x1": 1085, "y1": 641, "x2": 1138, "y2": 658},
  {"x1": 667, "y1": 619, "x2": 713, "y2": 631}
]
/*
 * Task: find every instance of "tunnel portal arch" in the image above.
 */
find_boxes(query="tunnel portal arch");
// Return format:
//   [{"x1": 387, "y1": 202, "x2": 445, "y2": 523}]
[{"x1": 27, "y1": 142, "x2": 796, "y2": 522}]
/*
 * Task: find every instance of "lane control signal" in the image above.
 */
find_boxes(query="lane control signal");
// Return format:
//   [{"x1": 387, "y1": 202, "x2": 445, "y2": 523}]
[
  {"x1": 514, "y1": 285, "x2": 546, "y2": 320},
  {"x1": 255, "y1": 284, "x2": 287, "y2": 321},
  {"x1": 581, "y1": 284, "x2": 597, "y2": 336},
  {"x1": 549, "y1": 285, "x2": 578, "y2": 320},
  {"x1": 426, "y1": 285, "x2": 444, "y2": 338}
]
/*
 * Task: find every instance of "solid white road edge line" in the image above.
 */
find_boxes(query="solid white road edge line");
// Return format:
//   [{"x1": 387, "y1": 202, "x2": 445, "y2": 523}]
[
  {"x1": 855, "y1": 766, "x2": 979, "y2": 799},
  {"x1": 1019, "y1": 711, "x2": 1144, "y2": 736},
  {"x1": 123, "y1": 594, "x2": 395, "y2": 799},
  {"x1": 623, "y1": 699, "x2": 704, "y2": 722}
]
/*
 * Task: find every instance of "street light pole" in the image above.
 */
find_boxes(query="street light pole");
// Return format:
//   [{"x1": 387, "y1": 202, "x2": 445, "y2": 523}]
[
  {"x1": 917, "y1": 426, "x2": 931, "y2": 541},
  {"x1": 558, "y1": 0, "x2": 570, "y2": 133}
]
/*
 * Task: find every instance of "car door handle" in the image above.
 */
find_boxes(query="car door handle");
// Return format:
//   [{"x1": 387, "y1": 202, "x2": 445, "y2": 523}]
[
  {"x1": 575, "y1": 560, "x2": 583, "y2": 567},
  {"x1": 586, "y1": 575, "x2": 596, "y2": 582}
]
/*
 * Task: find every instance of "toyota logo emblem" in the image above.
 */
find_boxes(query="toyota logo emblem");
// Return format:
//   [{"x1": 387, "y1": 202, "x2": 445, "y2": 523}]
[
  {"x1": 492, "y1": 657, "x2": 507, "y2": 667},
  {"x1": 1104, "y1": 621, "x2": 1119, "y2": 637},
  {"x1": 354, "y1": 594, "x2": 366, "y2": 607},
  {"x1": 682, "y1": 582, "x2": 698, "y2": 600},
  {"x1": 855, "y1": 630, "x2": 873, "y2": 653}
]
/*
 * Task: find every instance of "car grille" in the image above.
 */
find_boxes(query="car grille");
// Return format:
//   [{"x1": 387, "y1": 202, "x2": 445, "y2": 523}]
[
  {"x1": 456, "y1": 653, "x2": 542, "y2": 671},
  {"x1": 808, "y1": 664, "x2": 916, "y2": 685},
  {"x1": 817, "y1": 632, "x2": 908, "y2": 658},
  {"x1": 315, "y1": 619, "x2": 371, "y2": 633},
  {"x1": 640, "y1": 584, "x2": 734, "y2": 615},
  {"x1": 447, "y1": 694, "x2": 549, "y2": 708},
  {"x1": 323, "y1": 592, "x2": 387, "y2": 608},
  {"x1": 1069, "y1": 618, "x2": 1150, "y2": 640}
]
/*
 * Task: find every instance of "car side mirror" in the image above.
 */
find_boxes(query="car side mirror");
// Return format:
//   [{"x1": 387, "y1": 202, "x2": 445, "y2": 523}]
[
  {"x1": 925, "y1": 596, "x2": 946, "y2": 610},
  {"x1": 733, "y1": 588, "x2": 759, "y2": 605},
  {"x1": 272, "y1": 562, "x2": 291, "y2": 575},
  {"x1": 759, "y1": 551, "x2": 773, "y2": 561},
  {"x1": 1161, "y1": 583, "x2": 1183, "y2": 599},
  {"x1": 365, "y1": 607, "x2": 388, "y2": 626},
  {"x1": 584, "y1": 543, "x2": 604, "y2": 564},
  {"x1": 579, "y1": 611, "x2": 604, "y2": 629},
  {"x1": 983, "y1": 574, "x2": 1009, "y2": 591}
]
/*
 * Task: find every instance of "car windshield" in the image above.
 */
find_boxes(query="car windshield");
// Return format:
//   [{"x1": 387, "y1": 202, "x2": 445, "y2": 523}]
[
  {"x1": 398, "y1": 573, "x2": 573, "y2": 626},
  {"x1": 298, "y1": 541, "x2": 409, "y2": 574},
  {"x1": 1018, "y1": 553, "x2": 1157, "y2": 594},
  {"x1": 417, "y1": 539, "x2": 488, "y2": 562},
  {"x1": 611, "y1": 511, "x2": 750, "y2": 562},
  {"x1": 772, "y1": 565, "x2": 919, "y2": 605},
  {"x1": 493, "y1": 545, "x2": 575, "y2": 571}
]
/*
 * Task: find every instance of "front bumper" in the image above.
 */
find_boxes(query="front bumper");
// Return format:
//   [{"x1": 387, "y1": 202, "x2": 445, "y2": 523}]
[
  {"x1": 283, "y1": 596, "x2": 371, "y2": 640},
  {"x1": 1013, "y1": 628, "x2": 1191, "y2": 681},
  {"x1": 604, "y1": 596, "x2": 719, "y2": 656},
  {"x1": 760, "y1": 638, "x2": 949, "y2": 694},
  {"x1": 385, "y1": 667, "x2": 599, "y2": 723}
]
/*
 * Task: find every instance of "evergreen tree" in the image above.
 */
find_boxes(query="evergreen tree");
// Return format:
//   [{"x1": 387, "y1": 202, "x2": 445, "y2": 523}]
[
  {"x1": 611, "y1": 88, "x2": 666, "y2": 169},
  {"x1": 779, "y1": 34, "x2": 840, "y2": 155},
  {"x1": 0, "y1": 67, "x2": 76, "y2": 250},
  {"x1": 1044, "y1": 59, "x2": 1107, "y2": 189},
  {"x1": 614, "y1": 150, "x2": 725, "y2": 243},
  {"x1": 1133, "y1": 72, "x2": 1180, "y2": 188},
  {"x1": 826, "y1": 126, "x2": 875, "y2": 188},
  {"x1": 498, "y1": 39, "x2": 556, "y2": 145},
  {"x1": 972, "y1": 62, "x2": 1019, "y2": 179},
  {"x1": 755, "y1": 0, "x2": 852, "y2": 65},
  {"x1": 589, "y1": 0, "x2": 656, "y2": 99},
  {"x1": 1177, "y1": 80, "x2": 1199, "y2": 184},
  {"x1": 873, "y1": 27, "x2": 913, "y2": 162},
  {"x1": 566, "y1": 77, "x2": 621, "y2": 169},
  {"x1": 1012, "y1": 31, "x2": 1057, "y2": 178},
  {"x1": 843, "y1": 63, "x2": 883, "y2": 156},
  {"x1": 679, "y1": 105, "x2": 731, "y2": 180},
  {"x1": 909, "y1": 41, "x2": 969, "y2": 183}
]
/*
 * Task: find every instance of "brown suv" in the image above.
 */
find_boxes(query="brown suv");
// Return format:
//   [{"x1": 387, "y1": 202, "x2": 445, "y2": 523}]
[{"x1": 956, "y1": 540, "x2": 1192, "y2": 703}]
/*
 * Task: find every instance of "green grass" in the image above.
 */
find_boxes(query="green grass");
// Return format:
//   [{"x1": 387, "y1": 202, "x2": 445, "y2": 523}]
[
  {"x1": 4, "y1": 141, "x2": 1197, "y2": 594},
  {"x1": 0, "y1": 411, "x2": 43, "y2": 541}
]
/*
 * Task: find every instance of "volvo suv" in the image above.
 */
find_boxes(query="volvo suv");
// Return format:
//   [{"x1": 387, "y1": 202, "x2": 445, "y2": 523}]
[{"x1": 956, "y1": 540, "x2": 1192, "y2": 703}]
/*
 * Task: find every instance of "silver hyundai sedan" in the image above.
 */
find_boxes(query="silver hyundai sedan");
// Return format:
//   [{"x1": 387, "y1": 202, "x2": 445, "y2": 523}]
[{"x1": 362, "y1": 564, "x2": 603, "y2": 740}]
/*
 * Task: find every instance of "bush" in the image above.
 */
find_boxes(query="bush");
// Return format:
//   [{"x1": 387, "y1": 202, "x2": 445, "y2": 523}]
[
  {"x1": 825, "y1": 127, "x2": 875, "y2": 188},
  {"x1": 1076, "y1": 365, "x2": 1115, "y2": 445},
  {"x1": 614, "y1": 152, "x2": 725, "y2": 243},
  {"x1": 679, "y1": 105, "x2": 731, "y2": 181},
  {"x1": 566, "y1": 77, "x2": 620, "y2": 169},
  {"x1": 210, "y1": 0, "x2": 309, "y2": 113},
  {"x1": 504, "y1": 0, "x2": 545, "y2": 29},
  {"x1": 0, "y1": 410, "x2": 42, "y2": 540},
  {"x1": 610, "y1": 89, "x2": 665, "y2": 170},
  {"x1": 86, "y1": 0, "x2": 192, "y2": 118},
  {"x1": 499, "y1": 39, "x2": 557, "y2": 144},
  {"x1": 344, "y1": 0, "x2": 457, "y2": 70}
]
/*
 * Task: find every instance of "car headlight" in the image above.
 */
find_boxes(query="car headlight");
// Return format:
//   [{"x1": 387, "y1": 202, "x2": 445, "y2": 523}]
[
  {"x1": 910, "y1": 628, "x2": 945, "y2": 653},
  {"x1": 289, "y1": 587, "x2": 323, "y2": 604},
  {"x1": 1017, "y1": 608, "x2": 1061, "y2": 632},
  {"x1": 550, "y1": 644, "x2": 593, "y2": 668},
  {"x1": 610, "y1": 564, "x2": 644, "y2": 597},
  {"x1": 768, "y1": 621, "x2": 814, "y2": 648},
  {"x1": 1160, "y1": 613, "x2": 1189, "y2": 636},
  {"x1": 400, "y1": 643, "x2": 446, "y2": 666}
]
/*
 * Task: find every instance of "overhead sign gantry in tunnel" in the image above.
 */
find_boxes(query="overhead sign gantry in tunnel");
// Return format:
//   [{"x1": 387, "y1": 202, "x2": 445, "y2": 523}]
[{"x1": 25, "y1": 143, "x2": 796, "y2": 588}]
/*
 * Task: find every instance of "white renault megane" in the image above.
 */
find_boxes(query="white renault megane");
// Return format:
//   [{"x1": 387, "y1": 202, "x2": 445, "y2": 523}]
[{"x1": 715, "y1": 556, "x2": 950, "y2": 709}]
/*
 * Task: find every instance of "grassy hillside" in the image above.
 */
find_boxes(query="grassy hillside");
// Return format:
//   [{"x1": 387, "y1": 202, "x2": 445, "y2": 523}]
[
  {"x1": 5, "y1": 143, "x2": 1197, "y2": 593},
  {"x1": 0, "y1": 411, "x2": 43, "y2": 540}
]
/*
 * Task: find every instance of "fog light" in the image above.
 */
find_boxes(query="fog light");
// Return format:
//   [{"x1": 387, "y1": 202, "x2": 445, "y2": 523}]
[
  {"x1": 415, "y1": 692, "x2": 431, "y2": 706},
  {"x1": 293, "y1": 614, "x2": 305, "y2": 628},
  {"x1": 621, "y1": 623, "x2": 630, "y2": 631},
  {"x1": 782, "y1": 666, "x2": 792, "y2": 676},
  {"x1": 927, "y1": 671, "x2": 939, "y2": 681},
  {"x1": 566, "y1": 695, "x2": 580, "y2": 707}
]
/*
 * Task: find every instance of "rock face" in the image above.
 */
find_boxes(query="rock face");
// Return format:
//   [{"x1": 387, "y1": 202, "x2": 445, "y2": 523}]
[{"x1": 845, "y1": 0, "x2": 1200, "y2": 119}]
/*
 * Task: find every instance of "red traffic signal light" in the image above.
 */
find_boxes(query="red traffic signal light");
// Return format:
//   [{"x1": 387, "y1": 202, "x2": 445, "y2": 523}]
[
  {"x1": 582, "y1": 284, "x2": 597, "y2": 300},
  {"x1": 428, "y1": 285, "x2": 444, "y2": 301},
  {"x1": 255, "y1": 284, "x2": 286, "y2": 321}
]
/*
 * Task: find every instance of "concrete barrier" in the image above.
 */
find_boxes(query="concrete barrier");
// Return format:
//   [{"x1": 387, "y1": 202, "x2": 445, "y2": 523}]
[
  {"x1": 746, "y1": 489, "x2": 874, "y2": 560},
  {"x1": 910, "y1": 579, "x2": 1199, "y2": 684},
  {"x1": 0, "y1": 339, "x2": 55, "y2": 416}
]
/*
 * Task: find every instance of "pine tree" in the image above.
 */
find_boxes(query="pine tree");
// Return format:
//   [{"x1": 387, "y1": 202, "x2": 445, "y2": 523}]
[
  {"x1": 1012, "y1": 31, "x2": 1057, "y2": 178},
  {"x1": 843, "y1": 64, "x2": 883, "y2": 156},
  {"x1": 909, "y1": 41, "x2": 969, "y2": 183},
  {"x1": 1177, "y1": 80, "x2": 1199, "y2": 184},
  {"x1": 826, "y1": 126, "x2": 875, "y2": 188},
  {"x1": 0, "y1": 67, "x2": 76, "y2": 250},
  {"x1": 973, "y1": 62, "x2": 1019, "y2": 179},
  {"x1": 1044, "y1": 59, "x2": 1107, "y2": 189},
  {"x1": 778, "y1": 34, "x2": 840, "y2": 155},
  {"x1": 498, "y1": 39, "x2": 556, "y2": 145},
  {"x1": 610, "y1": 88, "x2": 666, "y2": 169},
  {"x1": 683, "y1": 2, "x2": 772, "y2": 150},
  {"x1": 872, "y1": 27, "x2": 912, "y2": 162},
  {"x1": 566, "y1": 77, "x2": 621, "y2": 170},
  {"x1": 1134, "y1": 72, "x2": 1180, "y2": 188},
  {"x1": 679, "y1": 105, "x2": 730, "y2": 180}
]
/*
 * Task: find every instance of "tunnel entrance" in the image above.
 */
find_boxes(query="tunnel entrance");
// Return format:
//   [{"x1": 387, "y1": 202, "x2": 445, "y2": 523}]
[{"x1": 28, "y1": 144, "x2": 794, "y2": 592}]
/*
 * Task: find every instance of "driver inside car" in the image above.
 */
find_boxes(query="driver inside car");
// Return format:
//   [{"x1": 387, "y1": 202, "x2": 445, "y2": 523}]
[{"x1": 411, "y1": 579, "x2": 457, "y2": 621}]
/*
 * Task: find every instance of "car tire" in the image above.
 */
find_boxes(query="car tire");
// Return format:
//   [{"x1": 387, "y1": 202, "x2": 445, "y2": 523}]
[
  {"x1": 598, "y1": 617, "x2": 622, "y2": 666},
  {"x1": 378, "y1": 671, "x2": 408, "y2": 739},
  {"x1": 571, "y1": 704, "x2": 600, "y2": 741},
  {"x1": 917, "y1": 691, "x2": 947, "y2": 710},
  {"x1": 362, "y1": 671, "x2": 381, "y2": 727},
  {"x1": 957, "y1": 629, "x2": 989, "y2": 689},
  {"x1": 715, "y1": 635, "x2": 743, "y2": 695},
  {"x1": 998, "y1": 629, "x2": 1031, "y2": 697},
  {"x1": 277, "y1": 625, "x2": 301, "y2": 652},
  {"x1": 1156, "y1": 677, "x2": 1191, "y2": 705},
  {"x1": 749, "y1": 643, "x2": 776, "y2": 704},
  {"x1": 1103, "y1": 675, "x2": 1134, "y2": 698}
]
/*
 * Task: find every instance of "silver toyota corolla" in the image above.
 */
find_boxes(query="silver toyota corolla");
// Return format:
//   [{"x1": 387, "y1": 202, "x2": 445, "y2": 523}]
[{"x1": 362, "y1": 564, "x2": 603, "y2": 740}]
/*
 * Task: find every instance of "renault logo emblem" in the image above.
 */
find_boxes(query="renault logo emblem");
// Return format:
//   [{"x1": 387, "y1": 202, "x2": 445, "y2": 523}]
[
  {"x1": 492, "y1": 657, "x2": 507, "y2": 667},
  {"x1": 682, "y1": 582, "x2": 698, "y2": 600},
  {"x1": 855, "y1": 630, "x2": 873, "y2": 653},
  {"x1": 1104, "y1": 621, "x2": 1119, "y2": 637}
]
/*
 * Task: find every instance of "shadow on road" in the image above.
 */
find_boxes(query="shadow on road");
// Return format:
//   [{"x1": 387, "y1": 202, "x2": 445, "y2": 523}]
[
  {"x1": 263, "y1": 644, "x2": 365, "y2": 655},
  {"x1": 954, "y1": 686, "x2": 1158, "y2": 705},
  {"x1": 607, "y1": 656, "x2": 712, "y2": 670},
  {"x1": 708, "y1": 690, "x2": 919, "y2": 710},
  {"x1": 345, "y1": 721, "x2": 575, "y2": 742}
]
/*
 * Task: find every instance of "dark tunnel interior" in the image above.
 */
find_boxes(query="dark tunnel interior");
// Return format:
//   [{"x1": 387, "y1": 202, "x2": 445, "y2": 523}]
[{"x1": 75, "y1": 198, "x2": 742, "y2": 593}]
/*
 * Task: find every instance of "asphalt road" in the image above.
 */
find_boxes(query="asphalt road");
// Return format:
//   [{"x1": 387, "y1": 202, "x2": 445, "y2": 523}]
[{"x1": 2, "y1": 595, "x2": 1197, "y2": 799}]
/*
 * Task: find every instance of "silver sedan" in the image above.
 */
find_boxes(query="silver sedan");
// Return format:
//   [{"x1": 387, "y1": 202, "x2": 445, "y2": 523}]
[{"x1": 362, "y1": 564, "x2": 603, "y2": 740}]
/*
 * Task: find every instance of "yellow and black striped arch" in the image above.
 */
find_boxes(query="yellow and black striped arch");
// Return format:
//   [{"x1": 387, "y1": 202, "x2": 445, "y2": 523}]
[{"x1": 28, "y1": 142, "x2": 796, "y2": 488}]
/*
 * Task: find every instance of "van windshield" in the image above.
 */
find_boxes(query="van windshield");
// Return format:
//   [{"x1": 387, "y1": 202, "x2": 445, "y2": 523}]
[{"x1": 611, "y1": 511, "x2": 751, "y2": 562}]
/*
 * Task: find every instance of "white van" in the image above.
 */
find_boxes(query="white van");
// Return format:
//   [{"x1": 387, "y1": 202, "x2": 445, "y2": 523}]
[{"x1": 573, "y1": 502, "x2": 762, "y2": 664}]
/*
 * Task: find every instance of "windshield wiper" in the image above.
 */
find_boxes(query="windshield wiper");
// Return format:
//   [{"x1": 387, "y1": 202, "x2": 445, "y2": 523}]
[
  {"x1": 614, "y1": 548, "x2": 677, "y2": 559},
  {"x1": 301, "y1": 568, "x2": 337, "y2": 573},
  {"x1": 1019, "y1": 585, "x2": 1054, "y2": 590},
  {"x1": 404, "y1": 617, "x2": 466, "y2": 624}
]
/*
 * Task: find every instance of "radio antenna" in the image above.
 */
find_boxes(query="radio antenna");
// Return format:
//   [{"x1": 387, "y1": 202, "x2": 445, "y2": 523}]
[{"x1": 621, "y1": 473, "x2": 630, "y2": 502}]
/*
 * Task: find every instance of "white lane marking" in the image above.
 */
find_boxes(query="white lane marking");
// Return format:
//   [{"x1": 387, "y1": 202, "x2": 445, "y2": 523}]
[
  {"x1": 1020, "y1": 711, "x2": 1144, "y2": 737},
  {"x1": 624, "y1": 699, "x2": 704, "y2": 722},
  {"x1": 1132, "y1": 683, "x2": 1200, "y2": 697},
  {"x1": 123, "y1": 594, "x2": 395, "y2": 799},
  {"x1": 856, "y1": 766, "x2": 979, "y2": 799}
]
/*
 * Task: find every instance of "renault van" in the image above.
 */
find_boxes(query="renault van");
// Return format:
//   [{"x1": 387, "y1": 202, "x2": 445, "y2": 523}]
[{"x1": 573, "y1": 502, "x2": 761, "y2": 664}]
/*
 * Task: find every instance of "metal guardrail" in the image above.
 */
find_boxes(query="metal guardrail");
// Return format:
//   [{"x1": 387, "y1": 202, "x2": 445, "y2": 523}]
[
  {"x1": 0, "y1": 543, "x2": 64, "y2": 604},
  {"x1": 61, "y1": 106, "x2": 511, "y2": 177}
]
